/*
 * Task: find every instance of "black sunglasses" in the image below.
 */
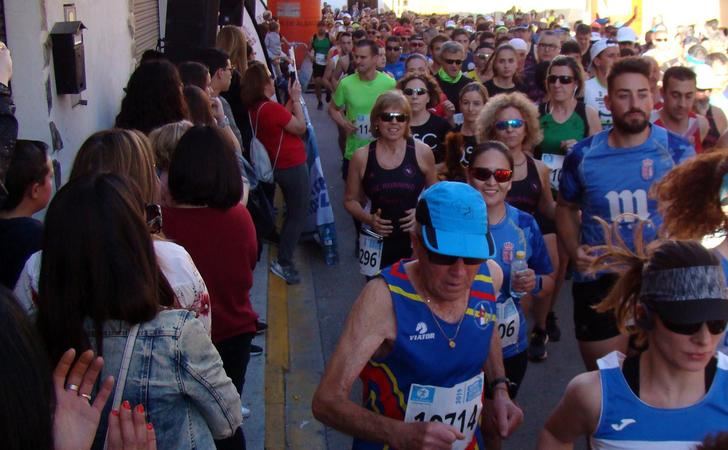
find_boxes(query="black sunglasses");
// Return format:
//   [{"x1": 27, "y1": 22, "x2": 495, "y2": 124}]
[
  {"x1": 444, "y1": 58, "x2": 463, "y2": 65},
  {"x1": 426, "y1": 247, "x2": 485, "y2": 266},
  {"x1": 470, "y1": 167, "x2": 513, "y2": 183},
  {"x1": 403, "y1": 87, "x2": 427, "y2": 96},
  {"x1": 547, "y1": 75, "x2": 575, "y2": 84},
  {"x1": 386, "y1": 46, "x2": 401, "y2": 51},
  {"x1": 661, "y1": 318, "x2": 728, "y2": 336},
  {"x1": 379, "y1": 112, "x2": 408, "y2": 122}
]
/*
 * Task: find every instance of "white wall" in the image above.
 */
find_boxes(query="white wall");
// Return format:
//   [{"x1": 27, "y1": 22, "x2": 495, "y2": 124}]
[{"x1": 6, "y1": 0, "x2": 136, "y2": 184}]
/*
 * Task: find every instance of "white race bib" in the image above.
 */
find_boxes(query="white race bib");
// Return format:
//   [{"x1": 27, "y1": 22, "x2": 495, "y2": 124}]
[
  {"x1": 541, "y1": 153, "x2": 565, "y2": 191},
  {"x1": 496, "y1": 298, "x2": 520, "y2": 348},
  {"x1": 404, "y1": 372, "x2": 484, "y2": 450},
  {"x1": 453, "y1": 113, "x2": 464, "y2": 126},
  {"x1": 358, "y1": 229, "x2": 383, "y2": 276},
  {"x1": 315, "y1": 53, "x2": 326, "y2": 65},
  {"x1": 355, "y1": 114, "x2": 372, "y2": 140}
]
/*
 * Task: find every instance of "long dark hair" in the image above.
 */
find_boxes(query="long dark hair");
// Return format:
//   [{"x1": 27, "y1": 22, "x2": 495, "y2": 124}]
[
  {"x1": 36, "y1": 174, "x2": 174, "y2": 363},
  {"x1": 0, "y1": 287, "x2": 53, "y2": 450},
  {"x1": 115, "y1": 60, "x2": 189, "y2": 134}
]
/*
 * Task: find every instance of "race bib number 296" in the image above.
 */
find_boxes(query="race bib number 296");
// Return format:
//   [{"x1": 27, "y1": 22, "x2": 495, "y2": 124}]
[{"x1": 404, "y1": 373, "x2": 484, "y2": 450}]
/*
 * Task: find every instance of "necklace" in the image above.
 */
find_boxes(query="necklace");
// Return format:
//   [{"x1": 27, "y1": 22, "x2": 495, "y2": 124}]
[
  {"x1": 424, "y1": 297, "x2": 466, "y2": 349},
  {"x1": 514, "y1": 156, "x2": 527, "y2": 167}
]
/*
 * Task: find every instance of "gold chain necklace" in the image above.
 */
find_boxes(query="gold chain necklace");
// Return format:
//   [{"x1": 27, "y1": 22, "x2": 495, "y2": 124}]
[{"x1": 424, "y1": 297, "x2": 466, "y2": 349}]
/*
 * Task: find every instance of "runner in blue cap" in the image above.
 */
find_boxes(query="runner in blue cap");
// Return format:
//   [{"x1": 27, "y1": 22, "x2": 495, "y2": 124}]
[{"x1": 313, "y1": 181, "x2": 523, "y2": 450}]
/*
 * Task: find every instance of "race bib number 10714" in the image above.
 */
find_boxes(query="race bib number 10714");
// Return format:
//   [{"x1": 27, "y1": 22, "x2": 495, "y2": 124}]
[{"x1": 404, "y1": 372, "x2": 484, "y2": 450}]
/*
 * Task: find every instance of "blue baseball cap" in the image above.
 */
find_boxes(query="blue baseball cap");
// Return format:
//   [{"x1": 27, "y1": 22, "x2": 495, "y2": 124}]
[{"x1": 415, "y1": 182, "x2": 496, "y2": 259}]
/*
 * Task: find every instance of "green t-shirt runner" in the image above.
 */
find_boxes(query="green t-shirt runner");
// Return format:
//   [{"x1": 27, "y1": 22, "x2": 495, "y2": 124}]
[
  {"x1": 311, "y1": 34, "x2": 332, "y2": 67},
  {"x1": 333, "y1": 72, "x2": 396, "y2": 160}
]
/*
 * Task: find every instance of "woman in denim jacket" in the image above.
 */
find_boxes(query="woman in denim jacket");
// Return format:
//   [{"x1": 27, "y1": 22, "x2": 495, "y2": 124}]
[{"x1": 35, "y1": 173, "x2": 243, "y2": 450}]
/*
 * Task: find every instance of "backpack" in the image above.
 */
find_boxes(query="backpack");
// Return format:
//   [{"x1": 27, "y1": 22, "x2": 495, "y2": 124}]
[{"x1": 249, "y1": 102, "x2": 283, "y2": 184}]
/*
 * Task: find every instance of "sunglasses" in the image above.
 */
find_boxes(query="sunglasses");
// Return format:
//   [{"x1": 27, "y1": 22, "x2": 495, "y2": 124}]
[
  {"x1": 655, "y1": 38, "x2": 668, "y2": 42},
  {"x1": 426, "y1": 247, "x2": 486, "y2": 266},
  {"x1": 386, "y1": 46, "x2": 401, "y2": 51},
  {"x1": 495, "y1": 119, "x2": 525, "y2": 130},
  {"x1": 444, "y1": 58, "x2": 463, "y2": 65},
  {"x1": 476, "y1": 53, "x2": 491, "y2": 60},
  {"x1": 661, "y1": 318, "x2": 728, "y2": 336},
  {"x1": 410, "y1": 42, "x2": 425, "y2": 47},
  {"x1": 538, "y1": 43, "x2": 559, "y2": 50},
  {"x1": 403, "y1": 87, "x2": 427, "y2": 96},
  {"x1": 379, "y1": 112, "x2": 408, "y2": 122},
  {"x1": 547, "y1": 75, "x2": 575, "y2": 84},
  {"x1": 470, "y1": 167, "x2": 513, "y2": 183}
]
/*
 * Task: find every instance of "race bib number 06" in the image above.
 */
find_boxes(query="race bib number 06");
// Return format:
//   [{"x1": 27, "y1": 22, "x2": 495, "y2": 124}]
[
  {"x1": 358, "y1": 229, "x2": 383, "y2": 276},
  {"x1": 496, "y1": 298, "x2": 520, "y2": 348},
  {"x1": 404, "y1": 372, "x2": 484, "y2": 450}
]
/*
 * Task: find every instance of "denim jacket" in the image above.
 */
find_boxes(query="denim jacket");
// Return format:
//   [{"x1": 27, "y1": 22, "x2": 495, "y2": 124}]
[{"x1": 88, "y1": 310, "x2": 242, "y2": 450}]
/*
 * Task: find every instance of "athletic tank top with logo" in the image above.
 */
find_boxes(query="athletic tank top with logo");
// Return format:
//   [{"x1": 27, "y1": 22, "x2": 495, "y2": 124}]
[
  {"x1": 362, "y1": 138, "x2": 426, "y2": 237},
  {"x1": 311, "y1": 34, "x2": 332, "y2": 67},
  {"x1": 507, "y1": 156, "x2": 542, "y2": 216},
  {"x1": 591, "y1": 351, "x2": 728, "y2": 449},
  {"x1": 654, "y1": 111, "x2": 703, "y2": 153},
  {"x1": 354, "y1": 260, "x2": 497, "y2": 450}
]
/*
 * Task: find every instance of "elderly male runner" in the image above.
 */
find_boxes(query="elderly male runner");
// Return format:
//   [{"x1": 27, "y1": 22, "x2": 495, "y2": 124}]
[{"x1": 313, "y1": 182, "x2": 523, "y2": 449}]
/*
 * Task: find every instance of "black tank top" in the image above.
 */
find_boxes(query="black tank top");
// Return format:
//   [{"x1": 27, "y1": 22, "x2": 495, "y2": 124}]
[
  {"x1": 363, "y1": 138, "x2": 426, "y2": 236},
  {"x1": 703, "y1": 106, "x2": 721, "y2": 150},
  {"x1": 507, "y1": 155, "x2": 542, "y2": 215}
]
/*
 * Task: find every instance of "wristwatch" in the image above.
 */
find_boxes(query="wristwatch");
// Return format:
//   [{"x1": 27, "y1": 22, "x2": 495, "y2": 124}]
[
  {"x1": 218, "y1": 116, "x2": 230, "y2": 128},
  {"x1": 485, "y1": 377, "x2": 514, "y2": 399}
]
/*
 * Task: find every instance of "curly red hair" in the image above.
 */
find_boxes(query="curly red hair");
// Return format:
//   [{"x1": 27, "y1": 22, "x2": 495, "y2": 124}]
[{"x1": 651, "y1": 149, "x2": 728, "y2": 239}]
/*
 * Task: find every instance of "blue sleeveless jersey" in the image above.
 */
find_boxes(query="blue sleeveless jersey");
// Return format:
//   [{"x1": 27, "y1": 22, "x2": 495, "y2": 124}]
[
  {"x1": 718, "y1": 253, "x2": 728, "y2": 353},
  {"x1": 490, "y1": 204, "x2": 553, "y2": 358},
  {"x1": 354, "y1": 260, "x2": 498, "y2": 450},
  {"x1": 591, "y1": 351, "x2": 728, "y2": 449},
  {"x1": 559, "y1": 125, "x2": 694, "y2": 282}
]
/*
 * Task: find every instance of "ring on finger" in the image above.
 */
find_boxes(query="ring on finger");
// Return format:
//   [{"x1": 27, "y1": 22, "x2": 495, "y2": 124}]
[
  {"x1": 66, "y1": 383, "x2": 80, "y2": 392},
  {"x1": 80, "y1": 393, "x2": 92, "y2": 402}
]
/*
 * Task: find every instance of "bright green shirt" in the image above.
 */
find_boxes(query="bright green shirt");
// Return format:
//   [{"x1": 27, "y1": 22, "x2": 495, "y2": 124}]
[{"x1": 333, "y1": 72, "x2": 396, "y2": 160}]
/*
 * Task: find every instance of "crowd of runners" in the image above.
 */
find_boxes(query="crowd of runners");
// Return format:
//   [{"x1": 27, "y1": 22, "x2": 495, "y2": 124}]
[{"x1": 0, "y1": 2, "x2": 728, "y2": 450}]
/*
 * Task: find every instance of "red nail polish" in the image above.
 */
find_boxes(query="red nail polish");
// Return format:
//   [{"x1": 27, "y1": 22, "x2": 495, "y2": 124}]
[
  {"x1": 122, "y1": 400, "x2": 131, "y2": 410},
  {"x1": 136, "y1": 404, "x2": 144, "y2": 414},
  {"x1": 146, "y1": 423, "x2": 154, "y2": 431},
  {"x1": 111, "y1": 409, "x2": 119, "y2": 417}
]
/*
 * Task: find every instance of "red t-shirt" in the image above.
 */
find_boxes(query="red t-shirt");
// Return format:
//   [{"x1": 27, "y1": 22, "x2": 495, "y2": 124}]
[
  {"x1": 249, "y1": 100, "x2": 307, "y2": 170},
  {"x1": 161, "y1": 204, "x2": 258, "y2": 343}
]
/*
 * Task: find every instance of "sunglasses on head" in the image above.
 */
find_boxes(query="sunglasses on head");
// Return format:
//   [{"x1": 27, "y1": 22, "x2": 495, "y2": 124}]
[
  {"x1": 547, "y1": 75, "x2": 575, "y2": 84},
  {"x1": 444, "y1": 58, "x2": 463, "y2": 65},
  {"x1": 495, "y1": 119, "x2": 525, "y2": 130},
  {"x1": 470, "y1": 167, "x2": 513, "y2": 182},
  {"x1": 661, "y1": 318, "x2": 728, "y2": 335},
  {"x1": 379, "y1": 112, "x2": 408, "y2": 122},
  {"x1": 426, "y1": 247, "x2": 486, "y2": 266},
  {"x1": 403, "y1": 87, "x2": 427, "y2": 96}
]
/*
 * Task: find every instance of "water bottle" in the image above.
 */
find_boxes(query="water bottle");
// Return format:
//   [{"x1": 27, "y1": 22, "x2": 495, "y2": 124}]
[
  {"x1": 510, "y1": 251, "x2": 528, "y2": 299},
  {"x1": 321, "y1": 227, "x2": 339, "y2": 266}
]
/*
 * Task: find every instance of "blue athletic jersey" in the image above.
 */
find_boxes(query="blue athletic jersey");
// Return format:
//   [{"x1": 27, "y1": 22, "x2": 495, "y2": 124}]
[
  {"x1": 592, "y1": 351, "x2": 728, "y2": 449},
  {"x1": 719, "y1": 252, "x2": 728, "y2": 353},
  {"x1": 559, "y1": 125, "x2": 694, "y2": 281},
  {"x1": 384, "y1": 61, "x2": 406, "y2": 80},
  {"x1": 354, "y1": 260, "x2": 497, "y2": 450},
  {"x1": 490, "y1": 204, "x2": 553, "y2": 358}
]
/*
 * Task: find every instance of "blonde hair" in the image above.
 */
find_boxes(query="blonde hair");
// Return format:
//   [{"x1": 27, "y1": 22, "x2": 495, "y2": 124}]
[
  {"x1": 477, "y1": 92, "x2": 543, "y2": 150},
  {"x1": 217, "y1": 25, "x2": 248, "y2": 74},
  {"x1": 148, "y1": 120, "x2": 194, "y2": 171},
  {"x1": 370, "y1": 90, "x2": 412, "y2": 139},
  {"x1": 70, "y1": 129, "x2": 159, "y2": 204}
]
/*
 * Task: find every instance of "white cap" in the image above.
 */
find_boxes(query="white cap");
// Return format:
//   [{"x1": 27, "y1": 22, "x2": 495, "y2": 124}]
[
  {"x1": 590, "y1": 31, "x2": 602, "y2": 42},
  {"x1": 464, "y1": 25, "x2": 474, "y2": 33},
  {"x1": 616, "y1": 27, "x2": 638, "y2": 43},
  {"x1": 342, "y1": 13, "x2": 351, "y2": 19},
  {"x1": 508, "y1": 38, "x2": 528, "y2": 52},
  {"x1": 590, "y1": 38, "x2": 618, "y2": 61},
  {"x1": 445, "y1": 20, "x2": 456, "y2": 28}
]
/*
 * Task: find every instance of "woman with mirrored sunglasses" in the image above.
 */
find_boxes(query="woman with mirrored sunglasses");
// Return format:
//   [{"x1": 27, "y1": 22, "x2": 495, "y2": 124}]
[
  {"x1": 443, "y1": 82, "x2": 488, "y2": 181},
  {"x1": 539, "y1": 234, "x2": 728, "y2": 450},
  {"x1": 478, "y1": 91, "x2": 560, "y2": 361},
  {"x1": 345, "y1": 91, "x2": 438, "y2": 278},
  {"x1": 465, "y1": 142, "x2": 555, "y2": 448},
  {"x1": 654, "y1": 149, "x2": 728, "y2": 354},
  {"x1": 397, "y1": 73, "x2": 452, "y2": 169}
]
